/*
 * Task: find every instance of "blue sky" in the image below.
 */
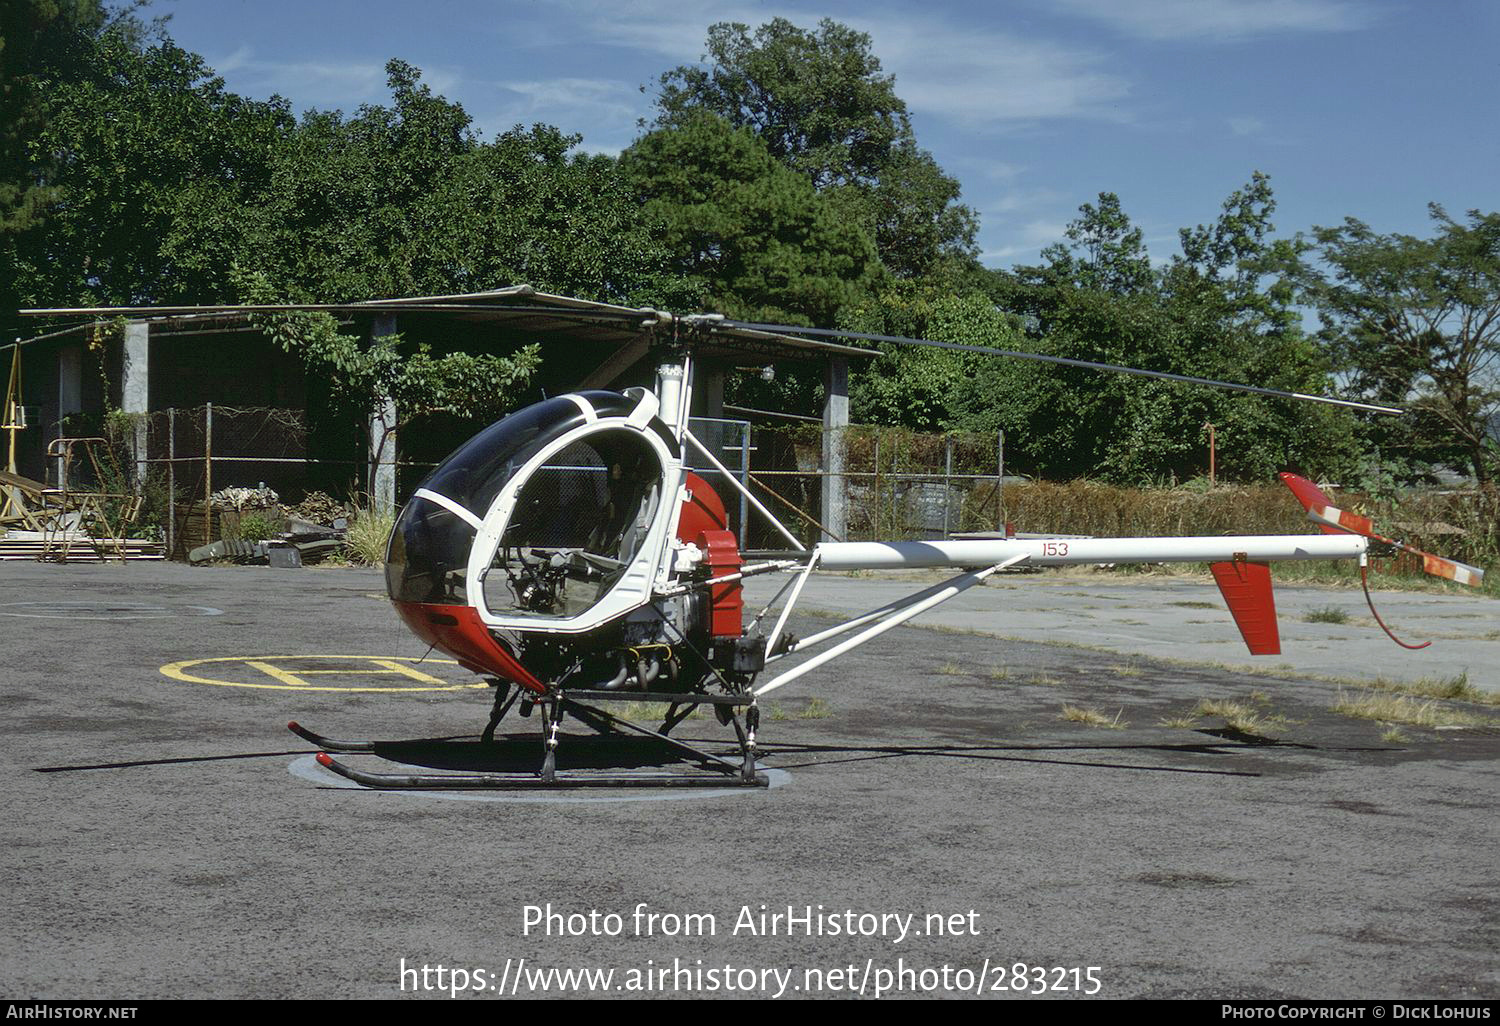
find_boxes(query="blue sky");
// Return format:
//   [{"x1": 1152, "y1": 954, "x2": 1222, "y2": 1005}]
[{"x1": 156, "y1": 0, "x2": 1498, "y2": 270}]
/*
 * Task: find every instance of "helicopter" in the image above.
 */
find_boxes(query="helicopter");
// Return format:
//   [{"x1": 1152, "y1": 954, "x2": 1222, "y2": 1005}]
[{"x1": 292, "y1": 325, "x2": 1485, "y2": 790}]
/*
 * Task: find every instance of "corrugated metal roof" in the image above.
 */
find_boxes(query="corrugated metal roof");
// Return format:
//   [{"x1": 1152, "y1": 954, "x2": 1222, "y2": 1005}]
[{"x1": 16, "y1": 285, "x2": 876, "y2": 365}]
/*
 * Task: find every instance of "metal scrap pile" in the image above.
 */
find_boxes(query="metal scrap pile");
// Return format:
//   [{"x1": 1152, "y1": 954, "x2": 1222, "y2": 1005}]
[{"x1": 188, "y1": 489, "x2": 350, "y2": 567}]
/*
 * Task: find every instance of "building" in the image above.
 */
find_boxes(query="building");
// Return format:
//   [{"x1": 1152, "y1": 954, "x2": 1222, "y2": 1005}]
[{"x1": 10, "y1": 286, "x2": 873, "y2": 544}]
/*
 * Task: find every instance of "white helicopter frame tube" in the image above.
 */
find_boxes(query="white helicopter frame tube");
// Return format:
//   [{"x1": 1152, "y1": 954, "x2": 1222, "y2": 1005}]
[{"x1": 756, "y1": 554, "x2": 1032, "y2": 697}]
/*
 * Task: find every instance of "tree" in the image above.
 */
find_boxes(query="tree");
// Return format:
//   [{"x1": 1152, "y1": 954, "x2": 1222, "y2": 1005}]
[
  {"x1": 842, "y1": 285, "x2": 1025, "y2": 430},
  {"x1": 1040, "y1": 192, "x2": 1153, "y2": 296},
  {"x1": 0, "y1": 1, "x2": 135, "y2": 330},
  {"x1": 1302, "y1": 205, "x2": 1500, "y2": 486},
  {"x1": 12, "y1": 29, "x2": 291, "y2": 308},
  {"x1": 961, "y1": 180, "x2": 1356, "y2": 484},
  {"x1": 621, "y1": 111, "x2": 881, "y2": 326},
  {"x1": 650, "y1": 18, "x2": 976, "y2": 280},
  {"x1": 246, "y1": 61, "x2": 691, "y2": 310}
]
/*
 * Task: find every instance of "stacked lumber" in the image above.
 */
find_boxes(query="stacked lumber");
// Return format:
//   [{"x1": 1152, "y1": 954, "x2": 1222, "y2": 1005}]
[{"x1": 0, "y1": 529, "x2": 164, "y2": 561}]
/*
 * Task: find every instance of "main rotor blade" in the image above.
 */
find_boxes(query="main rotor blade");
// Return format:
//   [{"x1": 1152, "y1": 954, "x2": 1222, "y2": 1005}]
[{"x1": 721, "y1": 319, "x2": 1404, "y2": 416}]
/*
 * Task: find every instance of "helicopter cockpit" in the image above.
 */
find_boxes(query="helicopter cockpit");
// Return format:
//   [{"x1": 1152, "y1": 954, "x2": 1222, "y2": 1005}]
[{"x1": 385, "y1": 388, "x2": 682, "y2": 635}]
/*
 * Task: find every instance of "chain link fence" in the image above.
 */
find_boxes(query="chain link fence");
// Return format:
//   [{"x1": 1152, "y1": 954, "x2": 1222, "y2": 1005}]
[
  {"x1": 689, "y1": 420, "x2": 1009, "y2": 548},
  {"x1": 100, "y1": 407, "x2": 1492, "y2": 577},
  {"x1": 138, "y1": 405, "x2": 357, "y2": 558}
]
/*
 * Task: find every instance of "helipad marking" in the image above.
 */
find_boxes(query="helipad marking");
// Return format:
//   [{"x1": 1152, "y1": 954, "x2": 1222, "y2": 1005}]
[{"x1": 160, "y1": 655, "x2": 487, "y2": 692}]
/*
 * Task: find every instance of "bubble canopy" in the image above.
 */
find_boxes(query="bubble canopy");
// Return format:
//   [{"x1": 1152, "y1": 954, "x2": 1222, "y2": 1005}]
[{"x1": 385, "y1": 391, "x2": 681, "y2": 632}]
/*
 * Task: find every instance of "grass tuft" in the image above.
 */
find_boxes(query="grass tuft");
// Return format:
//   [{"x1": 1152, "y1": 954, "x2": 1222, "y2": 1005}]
[
  {"x1": 1192, "y1": 697, "x2": 1283, "y2": 735},
  {"x1": 799, "y1": 697, "x2": 832, "y2": 720},
  {"x1": 1304, "y1": 606, "x2": 1351, "y2": 625},
  {"x1": 344, "y1": 506, "x2": 395, "y2": 566},
  {"x1": 1332, "y1": 690, "x2": 1495, "y2": 728},
  {"x1": 1060, "y1": 704, "x2": 1128, "y2": 729}
]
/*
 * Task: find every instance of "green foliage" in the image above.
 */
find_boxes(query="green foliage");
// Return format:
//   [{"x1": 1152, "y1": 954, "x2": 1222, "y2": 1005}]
[
  {"x1": 14, "y1": 29, "x2": 291, "y2": 308},
  {"x1": 14, "y1": 47, "x2": 690, "y2": 313},
  {"x1": 0, "y1": 1, "x2": 107, "y2": 237},
  {"x1": 236, "y1": 267, "x2": 541, "y2": 427},
  {"x1": 246, "y1": 63, "x2": 693, "y2": 309},
  {"x1": 232, "y1": 511, "x2": 277, "y2": 543},
  {"x1": 650, "y1": 17, "x2": 976, "y2": 282},
  {"x1": 345, "y1": 505, "x2": 395, "y2": 566},
  {"x1": 1039, "y1": 192, "x2": 1153, "y2": 296},
  {"x1": 968, "y1": 177, "x2": 1357, "y2": 483},
  {"x1": 844, "y1": 286, "x2": 1025, "y2": 429},
  {"x1": 1300, "y1": 205, "x2": 1500, "y2": 486},
  {"x1": 622, "y1": 111, "x2": 881, "y2": 326}
]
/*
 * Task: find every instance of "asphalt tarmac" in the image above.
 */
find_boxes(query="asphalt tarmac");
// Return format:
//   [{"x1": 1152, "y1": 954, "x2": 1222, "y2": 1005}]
[{"x1": 1, "y1": 562, "x2": 1496, "y2": 1000}]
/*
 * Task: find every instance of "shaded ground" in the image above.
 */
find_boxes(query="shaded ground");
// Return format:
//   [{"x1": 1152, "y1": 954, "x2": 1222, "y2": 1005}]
[{"x1": 1, "y1": 563, "x2": 1496, "y2": 999}]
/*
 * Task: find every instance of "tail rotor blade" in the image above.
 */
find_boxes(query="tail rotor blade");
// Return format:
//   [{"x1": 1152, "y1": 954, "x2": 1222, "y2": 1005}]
[{"x1": 1278, "y1": 473, "x2": 1485, "y2": 588}]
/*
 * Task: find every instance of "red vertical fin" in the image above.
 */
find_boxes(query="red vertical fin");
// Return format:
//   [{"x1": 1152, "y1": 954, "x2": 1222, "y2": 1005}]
[{"x1": 1209, "y1": 559, "x2": 1281, "y2": 655}]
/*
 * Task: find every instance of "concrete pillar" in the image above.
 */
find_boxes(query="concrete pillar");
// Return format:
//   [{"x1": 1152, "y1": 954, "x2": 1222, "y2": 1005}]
[
  {"x1": 54, "y1": 344, "x2": 82, "y2": 486},
  {"x1": 697, "y1": 361, "x2": 725, "y2": 420},
  {"x1": 694, "y1": 359, "x2": 726, "y2": 455},
  {"x1": 121, "y1": 321, "x2": 149, "y2": 483},
  {"x1": 821, "y1": 356, "x2": 849, "y2": 541},
  {"x1": 369, "y1": 314, "x2": 397, "y2": 513}
]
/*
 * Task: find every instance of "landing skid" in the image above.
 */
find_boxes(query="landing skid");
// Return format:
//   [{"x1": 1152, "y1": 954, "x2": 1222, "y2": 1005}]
[{"x1": 290, "y1": 685, "x2": 768, "y2": 790}]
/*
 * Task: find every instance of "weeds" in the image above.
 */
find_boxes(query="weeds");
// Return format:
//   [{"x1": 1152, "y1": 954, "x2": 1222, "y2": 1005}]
[
  {"x1": 616, "y1": 702, "x2": 706, "y2": 723},
  {"x1": 1060, "y1": 704, "x2": 1128, "y2": 729},
  {"x1": 345, "y1": 506, "x2": 395, "y2": 565},
  {"x1": 1322, "y1": 672, "x2": 1496, "y2": 705},
  {"x1": 1332, "y1": 690, "x2": 1496, "y2": 728},
  {"x1": 799, "y1": 698, "x2": 832, "y2": 719},
  {"x1": 1304, "y1": 606, "x2": 1351, "y2": 625},
  {"x1": 1191, "y1": 697, "x2": 1283, "y2": 735}
]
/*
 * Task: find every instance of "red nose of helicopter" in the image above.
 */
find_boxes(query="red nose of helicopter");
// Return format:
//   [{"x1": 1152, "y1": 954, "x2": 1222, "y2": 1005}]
[{"x1": 383, "y1": 389, "x2": 688, "y2": 692}]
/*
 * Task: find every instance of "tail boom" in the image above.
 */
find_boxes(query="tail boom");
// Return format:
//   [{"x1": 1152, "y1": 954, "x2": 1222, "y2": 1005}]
[{"x1": 812, "y1": 534, "x2": 1367, "y2": 572}]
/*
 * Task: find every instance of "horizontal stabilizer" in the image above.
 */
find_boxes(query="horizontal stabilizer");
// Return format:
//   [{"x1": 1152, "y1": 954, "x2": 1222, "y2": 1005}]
[{"x1": 1209, "y1": 559, "x2": 1281, "y2": 655}]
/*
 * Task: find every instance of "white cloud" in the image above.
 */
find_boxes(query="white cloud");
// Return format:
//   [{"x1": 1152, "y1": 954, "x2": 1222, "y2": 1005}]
[
  {"x1": 546, "y1": 2, "x2": 1133, "y2": 129},
  {"x1": 863, "y1": 20, "x2": 1131, "y2": 126},
  {"x1": 1043, "y1": 0, "x2": 1372, "y2": 42},
  {"x1": 1228, "y1": 115, "x2": 1267, "y2": 137},
  {"x1": 982, "y1": 219, "x2": 1070, "y2": 263},
  {"x1": 475, "y1": 77, "x2": 645, "y2": 151},
  {"x1": 208, "y1": 48, "x2": 461, "y2": 113},
  {"x1": 544, "y1": 0, "x2": 756, "y2": 59},
  {"x1": 981, "y1": 184, "x2": 1064, "y2": 218}
]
